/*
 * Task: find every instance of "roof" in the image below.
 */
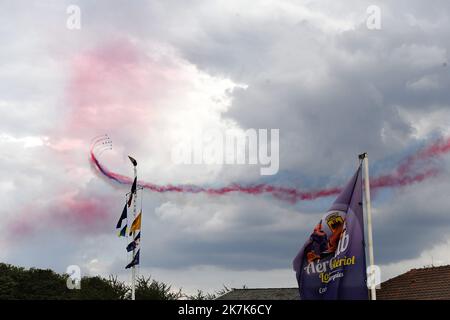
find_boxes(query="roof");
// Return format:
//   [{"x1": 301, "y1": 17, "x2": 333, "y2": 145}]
[
  {"x1": 376, "y1": 265, "x2": 450, "y2": 300},
  {"x1": 216, "y1": 288, "x2": 299, "y2": 300},
  {"x1": 217, "y1": 265, "x2": 450, "y2": 300}
]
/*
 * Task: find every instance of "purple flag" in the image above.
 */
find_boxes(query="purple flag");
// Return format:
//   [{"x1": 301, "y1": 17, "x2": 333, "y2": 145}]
[{"x1": 293, "y1": 165, "x2": 368, "y2": 299}]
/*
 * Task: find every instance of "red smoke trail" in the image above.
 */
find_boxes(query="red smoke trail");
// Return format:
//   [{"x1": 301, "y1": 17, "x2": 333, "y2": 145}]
[
  {"x1": 397, "y1": 137, "x2": 450, "y2": 176},
  {"x1": 90, "y1": 137, "x2": 449, "y2": 203}
]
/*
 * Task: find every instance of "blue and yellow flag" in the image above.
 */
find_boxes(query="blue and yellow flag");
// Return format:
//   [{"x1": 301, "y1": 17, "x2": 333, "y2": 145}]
[{"x1": 118, "y1": 224, "x2": 127, "y2": 237}]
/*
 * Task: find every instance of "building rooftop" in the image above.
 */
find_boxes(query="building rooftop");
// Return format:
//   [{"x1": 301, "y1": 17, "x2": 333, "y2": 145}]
[
  {"x1": 217, "y1": 265, "x2": 450, "y2": 300},
  {"x1": 377, "y1": 265, "x2": 450, "y2": 300}
]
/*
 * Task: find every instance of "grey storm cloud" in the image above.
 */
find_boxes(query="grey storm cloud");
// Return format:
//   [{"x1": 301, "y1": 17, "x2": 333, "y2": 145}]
[
  {"x1": 104, "y1": 0, "x2": 450, "y2": 270},
  {"x1": 87, "y1": 0, "x2": 449, "y2": 184},
  {"x1": 139, "y1": 195, "x2": 319, "y2": 271}
]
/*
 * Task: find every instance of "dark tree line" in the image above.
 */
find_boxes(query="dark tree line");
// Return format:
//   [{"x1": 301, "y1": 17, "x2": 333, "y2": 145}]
[{"x1": 0, "y1": 263, "x2": 229, "y2": 300}]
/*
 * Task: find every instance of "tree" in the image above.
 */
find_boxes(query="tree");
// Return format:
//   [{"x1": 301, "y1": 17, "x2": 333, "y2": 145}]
[
  {"x1": 0, "y1": 262, "x2": 227, "y2": 300},
  {"x1": 71, "y1": 276, "x2": 127, "y2": 300},
  {"x1": 186, "y1": 285, "x2": 231, "y2": 300},
  {"x1": 107, "y1": 275, "x2": 130, "y2": 299},
  {"x1": 186, "y1": 290, "x2": 217, "y2": 300},
  {"x1": 135, "y1": 276, "x2": 182, "y2": 300}
]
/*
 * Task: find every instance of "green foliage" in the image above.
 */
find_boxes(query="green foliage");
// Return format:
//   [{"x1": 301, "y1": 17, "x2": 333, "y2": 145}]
[
  {"x1": 216, "y1": 285, "x2": 232, "y2": 297},
  {"x1": 135, "y1": 276, "x2": 183, "y2": 300},
  {"x1": 107, "y1": 275, "x2": 130, "y2": 299},
  {"x1": 70, "y1": 276, "x2": 128, "y2": 300},
  {"x1": 186, "y1": 285, "x2": 231, "y2": 300},
  {"x1": 186, "y1": 290, "x2": 217, "y2": 300},
  {"x1": 0, "y1": 262, "x2": 227, "y2": 300},
  {"x1": 0, "y1": 263, "x2": 69, "y2": 300}
]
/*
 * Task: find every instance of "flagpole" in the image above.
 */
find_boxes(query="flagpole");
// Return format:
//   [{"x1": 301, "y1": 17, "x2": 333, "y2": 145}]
[
  {"x1": 361, "y1": 153, "x2": 376, "y2": 300},
  {"x1": 131, "y1": 164, "x2": 137, "y2": 301}
]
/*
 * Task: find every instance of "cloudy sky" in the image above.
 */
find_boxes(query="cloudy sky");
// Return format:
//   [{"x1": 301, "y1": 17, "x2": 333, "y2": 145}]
[{"x1": 1, "y1": 0, "x2": 450, "y2": 294}]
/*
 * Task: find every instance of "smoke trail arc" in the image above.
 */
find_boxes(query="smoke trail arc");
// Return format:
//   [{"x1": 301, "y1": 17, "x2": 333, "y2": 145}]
[{"x1": 90, "y1": 137, "x2": 450, "y2": 203}]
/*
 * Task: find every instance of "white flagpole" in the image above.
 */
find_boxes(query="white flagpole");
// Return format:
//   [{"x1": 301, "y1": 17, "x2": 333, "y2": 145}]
[
  {"x1": 362, "y1": 153, "x2": 376, "y2": 300},
  {"x1": 131, "y1": 165, "x2": 137, "y2": 301}
]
